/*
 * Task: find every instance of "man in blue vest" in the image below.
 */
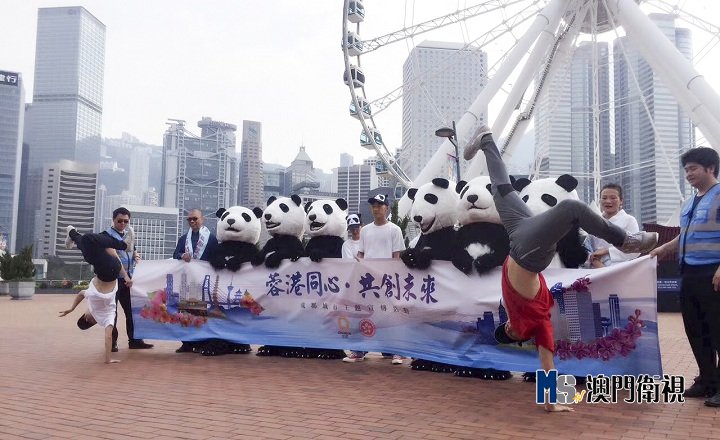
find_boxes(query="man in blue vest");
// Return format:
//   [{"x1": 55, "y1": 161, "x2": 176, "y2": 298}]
[
  {"x1": 651, "y1": 147, "x2": 720, "y2": 408},
  {"x1": 101, "y1": 207, "x2": 153, "y2": 352}
]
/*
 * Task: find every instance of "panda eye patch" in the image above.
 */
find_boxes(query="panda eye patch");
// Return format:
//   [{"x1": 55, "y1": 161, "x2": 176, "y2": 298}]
[
  {"x1": 541, "y1": 194, "x2": 557, "y2": 207},
  {"x1": 242, "y1": 213, "x2": 251, "y2": 222},
  {"x1": 221, "y1": 212, "x2": 230, "y2": 220},
  {"x1": 424, "y1": 193, "x2": 438, "y2": 204},
  {"x1": 323, "y1": 204, "x2": 333, "y2": 215},
  {"x1": 280, "y1": 203, "x2": 289, "y2": 213},
  {"x1": 522, "y1": 195, "x2": 529, "y2": 203},
  {"x1": 460, "y1": 186, "x2": 469, "y2": 198}
]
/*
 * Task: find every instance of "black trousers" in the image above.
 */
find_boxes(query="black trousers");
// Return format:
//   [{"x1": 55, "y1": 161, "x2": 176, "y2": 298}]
[
  {"x1": 680, "y1": 275, "x2": 720, "y2": 389},
  {"x1": 112, "y1": 279, "x2": 138, "y2": 346},
  {"x1": 71, "y1": 230, "x2": 125, "y2": 280}
]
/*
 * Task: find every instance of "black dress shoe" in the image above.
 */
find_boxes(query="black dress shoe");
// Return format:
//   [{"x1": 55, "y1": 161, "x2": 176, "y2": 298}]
[
  {"x1": 175, "y1": 342, "x2": 195, "y2": 353},
  {"x1": 128, "y1": 340, "x2": 154, "y2": 349},
  {"x1": 684, "y1": 377, "x2": 714, "y2": 398},
  {"x1": 111, "y1": 346, "x2": 119, "y2": 353},
  {"x1": 705, "y1": 392, "x2": 720, "y2": 407}
]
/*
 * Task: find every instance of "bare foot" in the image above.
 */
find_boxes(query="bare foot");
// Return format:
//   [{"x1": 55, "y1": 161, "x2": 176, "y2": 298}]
[
  {"x1": 463, "y1": 124, "x2": 492, "y2": 160},
  {"x1": 105, "y1": 359, "x2": 121, "y2": 364}
]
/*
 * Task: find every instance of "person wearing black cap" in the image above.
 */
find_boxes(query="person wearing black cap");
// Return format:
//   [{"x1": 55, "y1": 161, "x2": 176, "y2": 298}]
[
  {"x1": 464, "y1": 124, "x2": 658, "y2": 412},
  {"x1": 58, "y1": 226, "x2": 133, "y2": 364},
  {"x1": 344, "y1": 195, "x2": 407, "y2": 364},
  {"x1": 341, "y1": 214, "x2": 362, "y2": 259}
]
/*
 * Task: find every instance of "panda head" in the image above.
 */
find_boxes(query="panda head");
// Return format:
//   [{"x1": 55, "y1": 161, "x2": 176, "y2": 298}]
[
  {"x1": 406, "y1": 178, "x2": 459, "y2": 235},
  {"x1": 215, "y1": 206, "x2": 263, "y2": 244},
  {"x1": 515, "y1": 174, "x2": 579, "y2": 215},
  {"x1": 455, "y1": 176, "x2": 501, "y2": 225},
  {"x1": 263, "y1": 194, "x2": 305, "y2": 238},
  {"x1": 304, "y1": 198, "x2": 348, "y2": 238}
]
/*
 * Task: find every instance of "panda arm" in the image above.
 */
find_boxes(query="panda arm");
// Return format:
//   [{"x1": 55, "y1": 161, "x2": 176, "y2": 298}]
[
  {"x1": 208, "y1": 243, "x2": 227, "y2": 269},
  {"x1": 450, "y1": 227, "x2": 475, "y2": 274},
  {"x1": 557, "y1": 228, "x2": 589, "y2": 269},
  {"x1": 400, "y1": 235, "x2": 426, "y2": 268},
  {"x1": 252, "y1": 240, "x2": 274, "y2": 266}
]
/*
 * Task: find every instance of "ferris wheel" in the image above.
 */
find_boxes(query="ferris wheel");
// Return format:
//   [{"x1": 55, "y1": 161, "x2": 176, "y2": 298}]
[{"x1": 341, "y1": 0, "x2": 720, "y2": 218}]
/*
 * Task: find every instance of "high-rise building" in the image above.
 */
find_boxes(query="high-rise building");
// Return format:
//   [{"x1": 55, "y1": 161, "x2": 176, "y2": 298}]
[
  {"x1": 98, "y1": 190, "x2": 142, "y2": 230},
  {"x1": 400, "y1": 41, "x2": 487, "y2": 181},
  {"x1": 239, "y1": 120, "x2": 264, "y2": 208},
  {"x1": 334, "y1": 164, "x2": 378, "y2": 216},
  {"x1": 122, "y1": 204, "x2": 179, "y2": 260},
  {"x1": 0, "y1": 70, "x2": 24, "y2": 253},
  {"x1": 288, "y1": 146, "x2": 317, "y2": 192},
  {"x1": 37, "y1": 160, "x2": 98, "y2": 262},
  {"x1": 25, "y1": 6, "x2": 106, "y2": 169},
  {"x1": 263, "y1": 163, "x2": 291, "y2": 201},
  {"x1": 340, "y1": 153, "x2": 354, "y2": 168},
  {"x1": 161, "y1": 118, "x2": 238, "y2": 234},
  {"x1": 18, "y1": 6, "x2": 106, "y2": 251},
  {"x1": 614, "y1": 14, "x2": 693, "y2": 224},
  {"x1": 128, "y1": 146, "x2": 151, "y2": 200},
  {"x1": 535, "y1": 42, "x2": 612, "y2": 203},
  {"x1": 608, "y1": 294, "x2": 621, "y2": 329}
]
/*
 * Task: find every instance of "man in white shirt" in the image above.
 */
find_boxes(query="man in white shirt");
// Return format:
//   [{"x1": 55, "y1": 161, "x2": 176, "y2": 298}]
[
  {"x1": 341, "y1": 214, "x2": 362, "y2": 259},
  {"x1": 343, "y1": 194, "x2": 407, "y2": 364}
]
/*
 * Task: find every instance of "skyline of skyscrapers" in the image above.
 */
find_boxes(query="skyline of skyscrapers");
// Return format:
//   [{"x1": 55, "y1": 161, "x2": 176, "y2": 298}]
[
  {"x1": 0, "y1": 70, "x2": 24, "y2": 254},
  {"x1": 239, "y1": 120, "x2": 264, "y2": 209}
]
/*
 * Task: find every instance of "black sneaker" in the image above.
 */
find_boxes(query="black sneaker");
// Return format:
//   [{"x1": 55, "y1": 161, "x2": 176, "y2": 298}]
[
  {"x1": 111, "y1": 346, "x2": 119, "y2": 353},
  {"x1": 705, "y1": 392, "x2": 720, "y2": 407},
  {"x1": 684, "y1": 377, "x2": 714, "y2": 398},
  {"x1": 129, "y1": 340, "x2": 154, "y2": 350}
]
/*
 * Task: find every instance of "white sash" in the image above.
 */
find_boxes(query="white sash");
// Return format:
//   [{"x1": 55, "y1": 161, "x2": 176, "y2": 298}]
[{"x1": 185, "y1": 226, "x2": 210, "y2": 260}]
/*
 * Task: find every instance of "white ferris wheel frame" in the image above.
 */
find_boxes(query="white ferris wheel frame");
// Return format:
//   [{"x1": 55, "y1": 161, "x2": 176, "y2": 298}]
[{"x1": 342, "y1": 0, "x2": 720, "y2": 217}]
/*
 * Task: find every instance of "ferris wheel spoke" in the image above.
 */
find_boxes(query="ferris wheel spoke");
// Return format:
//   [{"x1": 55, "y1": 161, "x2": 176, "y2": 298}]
[
  {"x1": 368, "y1": 1, "x2": 542, "y2": 117},
  {"x1": 362, "y1": 0, "x2": 531, "y2": 53}
]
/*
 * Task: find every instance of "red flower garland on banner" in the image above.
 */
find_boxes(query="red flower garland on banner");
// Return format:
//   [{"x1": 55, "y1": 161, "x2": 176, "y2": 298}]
[
  {"x1": 552, "y1": 277, "x2": 645, "y2": 361},
  {"x1": 139, "y1": 289, "x2": 208, "y2": 328}
]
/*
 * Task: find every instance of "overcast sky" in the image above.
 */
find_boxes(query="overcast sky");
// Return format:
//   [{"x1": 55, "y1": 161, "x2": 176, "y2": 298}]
[{"x1": 2, "y1": 0, "x2": 720, "y2": 172}]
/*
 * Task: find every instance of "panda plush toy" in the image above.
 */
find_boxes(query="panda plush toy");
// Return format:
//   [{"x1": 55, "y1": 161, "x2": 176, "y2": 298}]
[
  {"x1": 192, "y1": 205, "x2": 263, "y2": 357},
  {"x1": 304, "y1": 198, "x2": 348, "y2": 262},
  {"x1": 452, "y1": 176, "x2": 510, "y2": 275},
  {"x1": 252, "y1": 194, "x2": 306, "y2": 358},
  {"x1": 514, "y1": 174, "x2": 589, "y2": 269},
  {"x1": 210, "y1": 206, "x2": 263, "y2": 271},
  {"x1": 300, "y1": 198, "x2": 350, "y2": 360},
  {"x1": 252, "y1": 195, "x2": 306, "y2": 268},
  {"x1": 400, "y1": 178, "x2": 459, "y2": 270}
]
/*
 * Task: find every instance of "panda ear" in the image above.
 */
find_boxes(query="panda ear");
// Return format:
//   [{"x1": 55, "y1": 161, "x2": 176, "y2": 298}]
[
  {"x1": 407, "y1": 188, "x2": 417, "y2": 201},
  {"x1": 215, "y1": 208, "x2": 226, "y2": 219},
  {"x1": 304, "y1": 201, "x2": 312, "y2": 213},
  {"x1": 514, "y1": 178, "x2": 531, "y2": 192},
  {"x1": 336, "y1": 198, "x2": 348, "y2": 211},
  {"x1": 431, "y1": 178, "x2": 449, "y2": 189},
  {"x1": 291, "y1": 194, "x2": 302, "y2": 206},
  {"x1": 509, "y1": 175, "x2": 517, "y2": 185},
  {"x1": 556, "y1": 174, "x2": 578, "y2": 192},
  {"x1": 455, "y1": 180, "x2": 467, "y2": 194},
  {"x1": 252, "y1": 207, "x2": 263, "y2": 219},
  {"x1": 267, "y1": 196, "x2": 277, "y2": 206},
  {"x1": 486, "y1": 183, "x2": 493, "y2": 194}
]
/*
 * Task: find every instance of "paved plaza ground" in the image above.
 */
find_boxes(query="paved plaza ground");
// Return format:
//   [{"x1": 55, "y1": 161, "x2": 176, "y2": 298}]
[{"x1": 0, "y1": 294, "x2": 717, "y2": 440}]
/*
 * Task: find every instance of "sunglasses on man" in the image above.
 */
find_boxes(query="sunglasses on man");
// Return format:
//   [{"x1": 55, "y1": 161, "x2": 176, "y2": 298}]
[{"x1": 187, "y1": 217, "x2": 199, "y2": 222}]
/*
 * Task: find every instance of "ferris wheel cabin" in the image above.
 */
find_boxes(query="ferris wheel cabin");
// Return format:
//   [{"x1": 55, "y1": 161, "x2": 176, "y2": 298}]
[
  {"x1": 343, "y1": 65, "x2": 365, "y2": 88},
  {"x1": 347, "y1": 1, "x2": 365, "y2": 24},
  {"x1": 360, "y1": 128, "x2": 383, "y2": 150},
  {"x1": 349, "y1": 97, "x2": 371, "y2": 119}
]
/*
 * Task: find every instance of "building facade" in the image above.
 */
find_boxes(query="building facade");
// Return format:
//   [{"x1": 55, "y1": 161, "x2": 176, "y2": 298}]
[
  {"x1": 239, "y1": 120, "x2": 264, "y2": 208},
  {"x1": 400, "y1": 41, "x2": 488, "y2": 182},
  {"x1": 37, "y1": 160, "x2": 98, "y2": 262},
  {"x1": 122, "y1": 204, "x2": 179, "y2": 260},
  {"x1": 0, "y1": 71, "x2": 24, "y2": 253},
  {"x1": 335, "y1": 164, "x2": 378, "y2": 216},
  {"x1": 161, "y1": 118, "x2": 238, "y2": 234}
]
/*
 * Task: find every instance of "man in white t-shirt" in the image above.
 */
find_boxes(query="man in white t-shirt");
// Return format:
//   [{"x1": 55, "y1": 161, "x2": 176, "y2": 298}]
[{"x1": 343, "y1": 194, "x2": 407, "y2": 364}]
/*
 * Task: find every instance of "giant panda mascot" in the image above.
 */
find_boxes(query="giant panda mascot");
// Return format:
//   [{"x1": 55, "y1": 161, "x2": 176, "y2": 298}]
[
  {"x1": 400, "y1": 178, "x2": 465, "y2": 373},
  {"x1": 194, "y1": 205, "x2": 263, "y2": 356},
  {"x1": 452, "y1": 176, "x2": 510, "y2": 275},
  {"x1": 302, "y1": 198, "x2": 351, "y2": 360},
  {"x1": 252, "y1": 194, "x2": 307, "y2": 357},
  {"x1": 514, "y1": 174, "x2": 589, "y2": 269},
  {"x1": 400, "y1": 178, "x2": 459, "y2": 270},
  {"x1": 450, "y1": 176, "x2": 513, "y2": 380}
]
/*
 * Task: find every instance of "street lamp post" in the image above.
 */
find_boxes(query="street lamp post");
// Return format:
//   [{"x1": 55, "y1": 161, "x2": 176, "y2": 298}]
[{"x1": 435, "y1": 121, "x2": 461, "y2": 182}]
